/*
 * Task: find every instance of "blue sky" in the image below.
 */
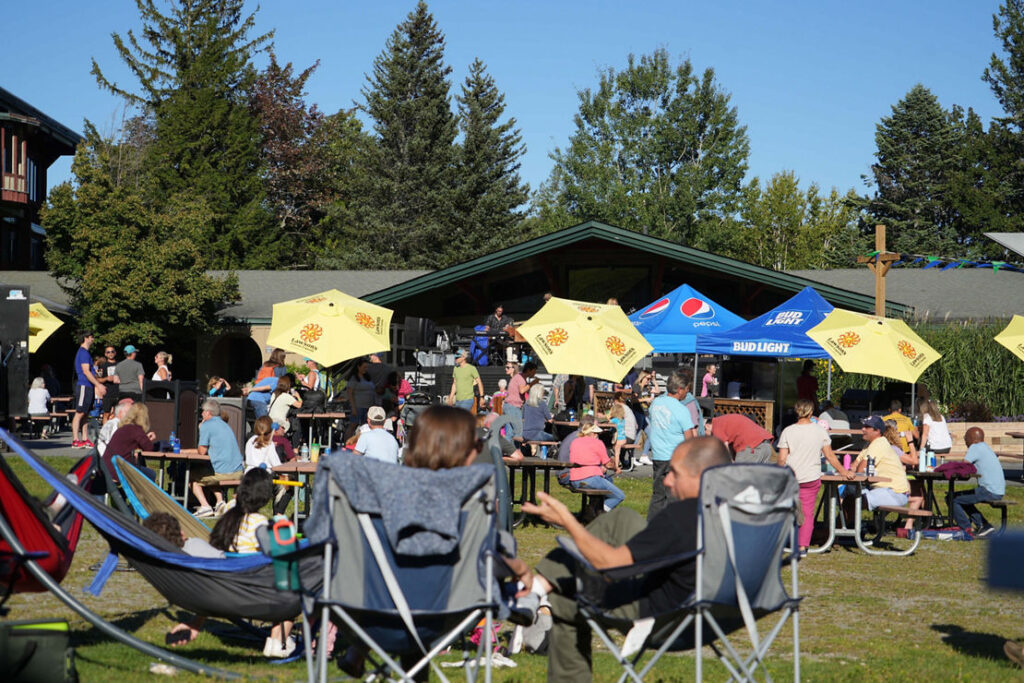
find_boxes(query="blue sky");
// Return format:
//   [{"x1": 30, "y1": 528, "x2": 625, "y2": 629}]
[{"x1": 6, "y1": 0, "x2": 1007, "y2": 200}]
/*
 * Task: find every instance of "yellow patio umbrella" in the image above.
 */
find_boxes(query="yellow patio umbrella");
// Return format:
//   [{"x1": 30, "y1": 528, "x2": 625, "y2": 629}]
[
  {"x1": 806, "y1": 308, "x2": 941, "y2": 384},
  {"x1": 994, "y1": 315, "x2": 1024, "y2": 362},
  {"x1": 517, "y1": 297, "x2": 653, "y2": 383},
  {"x1": 266, "y1": 289, "x2": 393, "y2": 367},
  {"x1": 28, "y1": 303, "x2": 63, "y2": 353}
]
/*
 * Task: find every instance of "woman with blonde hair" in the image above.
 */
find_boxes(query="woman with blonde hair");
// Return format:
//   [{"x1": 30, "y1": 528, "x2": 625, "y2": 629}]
[
  {"x1": 777, "y1": 398, "x2": 851, "y2": 555},
  {"x1": 152, "y1": 351, "x2": 173, "y2": 381},
  {"x1": 522, "y1": 383, "x2": 554, "y2": 443},
  {"x1": 918, "y1": 398, "x2": 952, "y2": 455},
  {"x1": 103, "y1": 402, "x2": 157, "y2": 480}
]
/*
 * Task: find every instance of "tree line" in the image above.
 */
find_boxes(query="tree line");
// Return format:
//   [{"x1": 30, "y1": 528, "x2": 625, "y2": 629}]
[{"x1": 43, "y1": 0, "x2": 1024, "y2": 346}]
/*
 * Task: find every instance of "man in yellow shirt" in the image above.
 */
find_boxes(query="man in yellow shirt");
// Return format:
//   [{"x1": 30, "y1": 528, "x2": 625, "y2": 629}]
[
  {"x1": 848, "y1": 415, "x2": 910, "y2": 511},
  {"x1": 882, "y1": 400, "x2": 919, "y2": 460}
]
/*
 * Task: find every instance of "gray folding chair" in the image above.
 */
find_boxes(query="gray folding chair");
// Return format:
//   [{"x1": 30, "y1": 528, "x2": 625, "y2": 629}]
[{"x1": 560, "y1": 463, "x2": 801, "y2": 682}]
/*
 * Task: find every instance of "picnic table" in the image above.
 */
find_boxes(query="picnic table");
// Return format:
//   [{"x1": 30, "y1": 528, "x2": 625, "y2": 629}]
[
  {"x1": 139, "y1": 449, "x2": 207, "y2": 506},
  {"x1": 273, "y1": 460, "x2": 319, "y2": 525},
  {"x1": 296, "y1": 411, "x2": 347, "y2": 450},
  {"x1": 909, "y1": 469, "x2": 976, "y2": 527},
  {"x1": 811, "y1": 473, "x2": 892, "y2": 555},
  {"x1": 503, "y1": 456, "x2": 566, "y2": 527},
  {"x1": 1002, "y1": 432, "x2": 1024, "y2": 481}
]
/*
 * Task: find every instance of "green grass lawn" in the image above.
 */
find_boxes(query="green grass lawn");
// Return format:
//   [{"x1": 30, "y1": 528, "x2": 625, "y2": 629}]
[{"x1": 4, "y1": 454, "x2": 1024, "y2": 681}]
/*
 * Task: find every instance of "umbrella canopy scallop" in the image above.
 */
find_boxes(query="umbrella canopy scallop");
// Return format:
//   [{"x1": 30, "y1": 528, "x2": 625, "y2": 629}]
[
  {"x1": 28, "y1": 303, "x2": 63, "y2": 353},
  {"x1": 266, "y1": 289, "x2": 393, "y2": 367},
  {"x1": 806, "y1": 309, "x2": 941, "y2": 383},
  {"x1": 518, "y1": 297, "x2": 653, "y2": 383},
  {"x1": 994, "y1": 315, "x2": 1024, "y2": 363}
]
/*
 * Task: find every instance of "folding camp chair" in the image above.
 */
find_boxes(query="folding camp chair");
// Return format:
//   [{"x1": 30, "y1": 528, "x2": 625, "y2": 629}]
[
  {"x1": 560, "y1": 463, "x2": 801, "y2": 682},
  {"x1": 297, "y1": 453, "x2": 515, "y2": 683}
]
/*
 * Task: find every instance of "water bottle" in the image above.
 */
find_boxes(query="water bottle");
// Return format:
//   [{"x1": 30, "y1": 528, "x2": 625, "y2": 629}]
[
  {"x1": 918, "y1": 449, "x2": 926, "y2": 473},
  {"x1": 866, "y1": 456, "x2": 875, "y2": 477},
  {"x1": 929, "y1": 453, "x2": 936, "y2": 471},
  {"x1": 540, "y1": 445, "x2": 548, "y2": 460},
  {"x1": 268, "y1": 516, "x2": 300, "y2": 591},
  {"x1": 820, "y1": 455, "x2": 828, "y2": 474},
  {"x1": 842, "y1": 453, "x2": 852, "y2": 471},
  {"x1": 568, "y1": 408, "x2": 576, "y2": 421},
  {"x1": 300, "y1": 443, "x2": 310, "y2": 461},
  {"x1": 170, "y1": 431, "x2": 180, "y2": 454}
]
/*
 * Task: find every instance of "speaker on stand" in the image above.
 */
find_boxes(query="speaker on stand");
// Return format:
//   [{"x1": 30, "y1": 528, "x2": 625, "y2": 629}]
[{"x1": 0, "y1": 286, "x2": 30, "y2": 431}]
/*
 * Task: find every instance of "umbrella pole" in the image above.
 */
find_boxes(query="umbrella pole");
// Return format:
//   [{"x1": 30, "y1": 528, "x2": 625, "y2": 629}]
[
  {"x1": 827, "y1": 360, "x2": 832, "y2": 402},
  {"x1": 911, "y1": 382, "x2": 916, "y2": 414},
  {"x1": 693, "y1": 354, "x2": 699, "y2": 394}
]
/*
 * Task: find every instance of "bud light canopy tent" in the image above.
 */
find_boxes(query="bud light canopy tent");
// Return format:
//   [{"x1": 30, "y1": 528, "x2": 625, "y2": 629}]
[
  {"x1": 629, "y1": 284, "x2": 747, "y2": 353},
  {"x1": 694, "y1": 287, "x2": 833, "y2": 359}
]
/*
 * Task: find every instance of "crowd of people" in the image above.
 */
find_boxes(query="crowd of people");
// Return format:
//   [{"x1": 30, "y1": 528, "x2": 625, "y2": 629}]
[{"x1": 19, "y1": 330, "x2": 1019, "y2": 673}]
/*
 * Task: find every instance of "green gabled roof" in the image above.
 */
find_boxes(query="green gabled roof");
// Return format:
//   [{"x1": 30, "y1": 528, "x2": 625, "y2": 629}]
[{"x1": 363, "y1": 220, "x2": 910, "y2": 316}]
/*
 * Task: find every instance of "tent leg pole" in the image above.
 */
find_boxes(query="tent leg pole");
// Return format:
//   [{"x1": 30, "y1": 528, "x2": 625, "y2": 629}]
[
  {"x1": 0, "y1": 513, "x2": 240, "y2": 680},
  {"x1": 827, "y1": 360, "x2": 832, "y2": 402},
  {"x1": 693, "y1": 354, "x2": 699, "y2": 394}
]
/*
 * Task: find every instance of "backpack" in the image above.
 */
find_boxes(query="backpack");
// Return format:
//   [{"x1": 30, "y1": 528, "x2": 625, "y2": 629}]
[{"x1": 681, "y1": 394, "x2": 706, "y2": 436}]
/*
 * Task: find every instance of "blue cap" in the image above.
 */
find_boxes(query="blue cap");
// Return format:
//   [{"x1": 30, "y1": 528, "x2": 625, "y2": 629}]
[
  {"x1": 861, "y1": 415, "x2": 885, "y2": 431},
  {"x1": 124, "y1": 345, "x2": 138, "y2": 354}
]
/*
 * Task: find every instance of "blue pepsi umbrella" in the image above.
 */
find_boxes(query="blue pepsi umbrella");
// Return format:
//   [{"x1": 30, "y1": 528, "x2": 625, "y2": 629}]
[{"x1": 629, "y1": 284, "x2": 747, "y2": 353}]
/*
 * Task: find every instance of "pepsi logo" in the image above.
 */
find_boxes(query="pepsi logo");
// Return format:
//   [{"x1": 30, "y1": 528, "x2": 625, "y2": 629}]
[
  {"x1": 680, "y1": 297, "x2": 715, "y2": 320},
  {"x1": 639, "y1": 297, "x2": 671, "y2": 319}
]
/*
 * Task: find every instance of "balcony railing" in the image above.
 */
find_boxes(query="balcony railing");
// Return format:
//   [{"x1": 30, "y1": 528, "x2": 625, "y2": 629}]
[{"x1": 1, "y1": 173, "x2": 27, "y2": 203}]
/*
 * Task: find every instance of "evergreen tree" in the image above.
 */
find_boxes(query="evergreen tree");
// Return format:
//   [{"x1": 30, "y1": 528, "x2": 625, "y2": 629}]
[
  {"x1": 982, "y1": 0, "x2": 1024, "y2": 221},
  {"x1": 359, "y1": 1, "x2": 458, "y2": 267},
  {"x1": 453, "y1": 59, "x2": 530, "y2": 255},
  {"x1": 91, "y1": 0, "x2": 277, "y2": 268},
  {"x1": 533, "y1": 49, "x2": 749, "y2": 247},
  {"x1": 43, "y1": 125, "x2": 239, "y2": 346},
  {"x1": 859, "y1": 84, "x2": 962, "y2": 256}
]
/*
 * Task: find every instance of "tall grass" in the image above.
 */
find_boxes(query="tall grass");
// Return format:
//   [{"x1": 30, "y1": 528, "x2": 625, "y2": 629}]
[{"x1": 822, "y1": 319, "x2": 1024, "y2": 417}]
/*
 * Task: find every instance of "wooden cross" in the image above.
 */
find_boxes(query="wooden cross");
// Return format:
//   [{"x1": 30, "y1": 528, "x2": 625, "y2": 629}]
[{"x1": 856, "y1": 225, "x2": 900, "y2": 316}]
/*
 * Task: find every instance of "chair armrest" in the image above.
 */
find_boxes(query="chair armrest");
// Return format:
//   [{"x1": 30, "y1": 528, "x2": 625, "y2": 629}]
[{"x1": 556, "y1": 536, "x2": 700, "y2": 581}]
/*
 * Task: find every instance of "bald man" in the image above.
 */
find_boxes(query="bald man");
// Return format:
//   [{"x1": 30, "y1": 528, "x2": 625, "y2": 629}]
[
  {"x1": 952, "y1": 426, "x2": 1005, "y2": 537},
  {"x1": 521, "y1": 436, "x2": 731, "y2": 682}
]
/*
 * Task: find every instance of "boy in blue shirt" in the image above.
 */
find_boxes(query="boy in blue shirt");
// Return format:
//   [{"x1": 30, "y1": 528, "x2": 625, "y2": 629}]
[{"x1": 953, "y1": 426, "x2": 1006, "y2": 537}]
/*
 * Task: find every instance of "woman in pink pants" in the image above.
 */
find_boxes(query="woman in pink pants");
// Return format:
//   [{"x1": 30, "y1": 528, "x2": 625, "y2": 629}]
[{"x1": 777, "y1": 399, "x2": 852, "y2": 555}]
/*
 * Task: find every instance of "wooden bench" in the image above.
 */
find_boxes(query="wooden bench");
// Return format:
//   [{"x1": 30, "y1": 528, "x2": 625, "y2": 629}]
[
  {"x1": 13, "y1": 415, "x2": 51, "y2": 439},
  {"x1": 619, "y1": 443, "x2": 640, "y2": 470},
  {"x1": 569, "y1": 485, "x2": 611, "y2": 523},
  {"x1": 872, "y1": 505, "x2": 933, "y2": 555},
  {"x1": 523, "y1": 440, "x2": 559, "y2": 458},
  {"x1": 978, "y1": 499, "x2": 1018, "y2": 536}
]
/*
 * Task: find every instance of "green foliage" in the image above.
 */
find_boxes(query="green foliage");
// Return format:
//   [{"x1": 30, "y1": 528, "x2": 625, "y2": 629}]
[
  {"x1": 821, "y1": 319, "x2": 1024, "y2": 417},
  {"x1": 90, "y1": 0, "x2": 277, "y2": 268},
  {"x1": 533, "y1": 48, "x2": 750, "y2": 247},
  {"x1": 982, "y1": 0, "x2": 1024, "y2": 222},
  {"x1": 452, "y1": 58, "x2": 530, "y2": 253},
  {"x1": 355, "y1": 1, "x2": 458, "y2": 268},
  {"x1": 858, "y1": 84, "x2": 964, "y2": 256},
  {"x1": 42, "y1": 126, "x2": 239, "y2": 347}
]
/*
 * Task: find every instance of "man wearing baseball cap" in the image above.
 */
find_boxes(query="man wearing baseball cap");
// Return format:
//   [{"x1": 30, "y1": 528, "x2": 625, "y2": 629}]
[
  {"x1": 354, "y1": 406, "x2": 399, "y2": 464},
  {"x1": 115, "y1": 344, "x2": 145, "y2": 403},
  {"x1": 847, "y1": 415, "x2": 911, "y2": 512}
]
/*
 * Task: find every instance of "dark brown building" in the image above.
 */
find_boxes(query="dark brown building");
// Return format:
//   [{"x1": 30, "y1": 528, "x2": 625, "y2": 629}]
[{"x1": 0, "y1": 87, "x2": 81, "y2": 270}]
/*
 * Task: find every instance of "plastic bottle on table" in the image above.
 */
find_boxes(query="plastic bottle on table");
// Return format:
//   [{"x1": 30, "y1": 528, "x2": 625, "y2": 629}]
[
  {"x1": 866, "y1": 456, "x2": 875, "y2": 477},
  {"x1": 842, "y1": 453, "x2": 852, "y2": 471},
  {"x1": 540, "y1": 445, "x2": 548, "y2": 460},
  {"x1": 300, "y1": 443, "x2": 310, "y2": 461},
  {"x1": 918, "y1": 449, "x2": 926, "y2": 473}
]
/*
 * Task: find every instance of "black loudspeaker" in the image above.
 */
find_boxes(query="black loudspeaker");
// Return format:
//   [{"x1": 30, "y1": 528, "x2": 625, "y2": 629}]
[
  {"x1": 0, "y1": 286, "x2": 30, "y2": 419},
  {"x1": 144, "y1": 380, "x2": 200, "y2": 448},
  {"x1": 403, "y1": 316, "x2": 437, "y2": 347}
]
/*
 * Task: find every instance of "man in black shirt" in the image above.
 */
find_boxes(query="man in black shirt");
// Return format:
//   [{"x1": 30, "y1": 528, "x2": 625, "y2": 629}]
[{"x1": 523, "y1": 436, "x2": 731, "y2": 682}]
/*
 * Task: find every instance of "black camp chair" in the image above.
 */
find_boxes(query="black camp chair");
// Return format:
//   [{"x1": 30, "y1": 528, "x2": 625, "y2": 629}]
[{"x1": 559, "y1": 463, "x2": 801, "y2": 681}]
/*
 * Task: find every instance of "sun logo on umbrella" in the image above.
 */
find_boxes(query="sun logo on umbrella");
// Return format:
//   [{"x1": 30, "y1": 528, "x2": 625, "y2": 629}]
[
  {"x1": 304, "y1": 296, "x2": 327, "y2": 304},
  {"x1": 605, "y1": 336, "x2": 627, "y2": 356},
  {"x1": 577, "y1": 305, "x2": 600, "y2": 313},
  {"x1": 300, "y1": 323, "x2": 323, "y2": 343},
  {"x1": 837, "y1": 331, "x2": 861, "y2": 348},
  {"x1": 898, "y1": 340, "x2": 917, "y2": 359},
  {"x1": 354, "y1": 312, "x2": 375, "y2": 329},
  {"x1": 546, "y1": 328, "x2": 569, "y2": 346},
  {"x1": 29, "y1": 310, "x2": 39, "y2": 318}
]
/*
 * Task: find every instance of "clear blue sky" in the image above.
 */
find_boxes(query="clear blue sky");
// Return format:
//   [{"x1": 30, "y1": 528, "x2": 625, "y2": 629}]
[{"x1": 6, "y1": 0, "x2": 1007, "y2": 201}]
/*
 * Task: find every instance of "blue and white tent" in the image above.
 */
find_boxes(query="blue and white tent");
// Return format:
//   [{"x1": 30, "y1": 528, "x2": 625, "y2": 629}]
[
  {"x1": 629, "y1": 284, "x2": 746, "y2": 353},
  {"x1": 695, "y1": 286, "x2": 833, "y2": 358}
]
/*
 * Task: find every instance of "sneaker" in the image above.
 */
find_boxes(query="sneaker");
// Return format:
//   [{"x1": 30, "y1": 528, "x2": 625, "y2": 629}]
[
  {"x1": 637, "y1": 456, "x2": 654, "y2": 466},
  {"x1": 72, "y1": 440, "x2": 84, "y2": 449},
  {"x1": 509, "y1": 625, "x2": 524, "y2": 655},
  {"x1": 213, "y1": 500, "x2": 227, "y2": 517},
  {"x1": 976, "y1": 525, "x2": 996, "y2": 538},
  {"x1": 82, "y1": 439, "x2": 95, "y2": 448},
  {"x1": 194, "y1": 506, "x2": 214, "y2": 518},
  {"x1": 263, "y1": 635, "x2": 296, "y2": 658},
  {"x1": 621, "y1": 617, "x2": 655, "y2": 658}
]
